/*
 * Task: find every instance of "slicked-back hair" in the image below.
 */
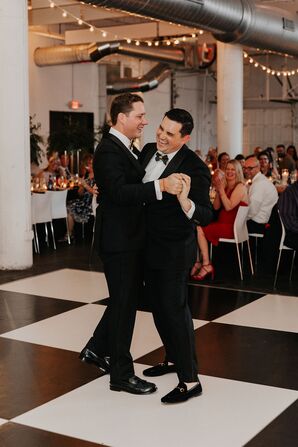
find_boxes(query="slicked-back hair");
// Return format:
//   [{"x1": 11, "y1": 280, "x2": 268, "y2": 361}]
[
  {"x1": 164, "y1": 108, "x2": 194, "y2": 137},
  {"x1": 110, "y1": 93, "x2": 144, "y2": 126}
]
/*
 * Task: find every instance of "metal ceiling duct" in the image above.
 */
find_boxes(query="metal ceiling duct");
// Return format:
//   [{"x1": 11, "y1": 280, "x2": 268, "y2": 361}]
[
  {"x1": 107, "y1": 63, "x2": 171, "y2": 94},
  {"x1": 34, "y1": 41, "x2": 185, "y2": 67},
  {"x1": 85, "y1": 0, "x2": 298, "y2": 58}
]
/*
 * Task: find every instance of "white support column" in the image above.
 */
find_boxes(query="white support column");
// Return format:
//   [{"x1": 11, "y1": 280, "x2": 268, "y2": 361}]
[
  {"x1": 217, "y1": 42, "x2": 243, "y2": 158},
  {"x1": 0, "y1": 1, "x2": 33, "y2": 269}
]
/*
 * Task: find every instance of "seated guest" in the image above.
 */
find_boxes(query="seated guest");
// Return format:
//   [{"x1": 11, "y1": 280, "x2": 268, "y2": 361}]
[
  {"x1": 258, "y1": 150, "x2": 279, "y2": 179},
  {"x1": 59, "y1": 152, "x2": 71, "y2": 179},
  {"x1": 254, "y1": 146, "x2": 263, "y2": 156},
  {"x1": 65, "y1": 155, "x2": 97, "y2": 241},
  {"x1": 287, "y1": 144, "x2": 298, "y2": 169},
  {"x1": 191, "y1": 160, "x2": 248, "y2": 281},
  {"x1": 39, "y1": 153, "x2": 60, "y2": 186},
  {"x1": 217, "y1": 151, "x2": 230, "y2": 173},
  {"x1": 278, "y1": 168, "x2": 298, "y2": 250},
  {"x1": 276, "y1": 144, "x2": 296, "y2": 174},
  {"x1": 244, "y1": 156, "x2": 278, "y2": 233},
  {"x1": 205, "y1": 146, "x2": 218, "y2": 171},
  {"x1": 235, "y1": 153, "x2": 245, "y2": 168}
]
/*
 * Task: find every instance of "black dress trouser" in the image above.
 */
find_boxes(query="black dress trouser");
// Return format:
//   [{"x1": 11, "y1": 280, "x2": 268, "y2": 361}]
[
  {"x1": 88, "y1": 249, "x2": 143, "y2": 383},
  {"x1": 144, "y1": 267, "x2": 198, "y2": 383}
]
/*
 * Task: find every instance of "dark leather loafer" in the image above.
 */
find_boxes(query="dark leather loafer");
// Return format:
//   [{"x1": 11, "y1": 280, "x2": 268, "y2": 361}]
[
  {"x1": 143, "y1": 361, "x2": 176, "y2": 377},
  {"x1": 161, "y1": 381, "x2": 202, "y2": 404},
  {"x1": 79, "y1": 347, "x2": 110, "y2": 374},
  {"x1": 110, "y1": 375, "x2": 157, "y2": 395}
]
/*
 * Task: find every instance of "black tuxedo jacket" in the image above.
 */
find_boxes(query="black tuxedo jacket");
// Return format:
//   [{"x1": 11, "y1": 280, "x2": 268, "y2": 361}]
[
  {"x1": 93, "y1": 134, "x2": 157, "y2": 254},
  {"x1": 140, "y1": 143, "x2": 213, "y2": 269}
]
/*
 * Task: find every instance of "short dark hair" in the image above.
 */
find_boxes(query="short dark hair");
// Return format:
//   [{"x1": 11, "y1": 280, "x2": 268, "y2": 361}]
[
  {"x1": 110, "y1": 93, "x2": 144, "y2": 125},
  {"x1": 164, "y1": 108, "x2": 194, "y2": 137},
  {"x1": 235, "y1": 154, "x2": 245, "y2": 161},
  {"x1": 276, "y1": 144, "x2": 285, "y2": 150}
]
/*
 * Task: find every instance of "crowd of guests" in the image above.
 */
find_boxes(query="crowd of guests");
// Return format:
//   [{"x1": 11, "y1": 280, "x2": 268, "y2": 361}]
[
  {"x1": 31, "y1": 151, "x2": 98, "y2": 241},
  {"x1": 31, "y1": 140, "x2": 297, "y2": 280},
  {"x1": 190, "y1": 144, "x2": 298, "y2": 281}
]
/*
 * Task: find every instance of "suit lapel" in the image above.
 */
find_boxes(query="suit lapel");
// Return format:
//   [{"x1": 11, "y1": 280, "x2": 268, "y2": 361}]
[
  {"x1": 160, "y1": 146, "x2": 188, "y2": 178},
  {"x1": 141, "y1": 145, "x2": 157, "y2": 168},
  {"x1": 108, "y1": 134, "x2": 145, "y2": 176}
]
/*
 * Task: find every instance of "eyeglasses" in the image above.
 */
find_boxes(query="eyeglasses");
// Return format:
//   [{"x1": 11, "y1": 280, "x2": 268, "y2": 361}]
[{"x1": 243, "y1": 165, "x2": 258, "y2": 171}]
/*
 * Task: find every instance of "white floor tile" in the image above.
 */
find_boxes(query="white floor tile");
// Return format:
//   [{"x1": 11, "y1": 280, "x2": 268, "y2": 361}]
[
  {"x1": 12, "y1": 364, "x2": 298, "y2": 447},
  {"x1": 0, "y1": 269, "x2": 108, "y2": 303},
  {"x1": 214, "y1": 294, "x2": 298, "y2": 333},
  {"x1": 1, "y1": 304, "x2": 207, "y2": 359}
]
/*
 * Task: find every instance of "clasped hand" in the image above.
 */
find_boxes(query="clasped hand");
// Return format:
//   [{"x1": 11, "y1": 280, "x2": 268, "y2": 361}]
[{"x1": 164, "y1": 173, "x2": 191, "y2": 198}]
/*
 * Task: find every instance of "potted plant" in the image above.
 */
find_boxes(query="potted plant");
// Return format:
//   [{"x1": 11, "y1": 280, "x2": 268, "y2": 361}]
[{"x1": 30, "y1": 115, "x2": 44, "y2": 165}]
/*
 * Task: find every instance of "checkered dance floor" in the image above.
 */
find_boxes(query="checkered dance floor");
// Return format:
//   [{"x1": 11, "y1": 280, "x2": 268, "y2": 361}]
[{"x1": 0, "y1": 268, "x2": 297, "y2": 446}]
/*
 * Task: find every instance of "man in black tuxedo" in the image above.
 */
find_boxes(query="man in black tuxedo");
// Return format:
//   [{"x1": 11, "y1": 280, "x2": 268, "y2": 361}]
[
  {"x1": 80, "y1": 94, "x2": 184, "y2": 395},
  {"x1": 140, "y1": 109, "x2": 212, "y2": 404}
]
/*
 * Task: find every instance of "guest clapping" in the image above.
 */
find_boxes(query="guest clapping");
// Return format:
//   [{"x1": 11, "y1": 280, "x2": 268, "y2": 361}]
[{"x1": 191, "y1": 160, "x2": 248, "y2": 281}]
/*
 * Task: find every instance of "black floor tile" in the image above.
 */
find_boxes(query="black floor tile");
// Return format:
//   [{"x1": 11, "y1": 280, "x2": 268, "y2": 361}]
[
  {"x1": 0, "y1": 423, "x2": 108, "y2": 447},
  {"x1": 244, "y1": 399, "x2": 298, "y2": 447},
  {"x1": 0, "y1": 339, "x2": 102, "y2": 419},
  {"x1": 136, "y1": 323, "x2": 298, "y2": 390},
  {"x1": 0, "y1": 290, "x2": 84, "y2": 334},
  {"x1": 187, "y1": 286, "x2": 263, "y2": 320}
]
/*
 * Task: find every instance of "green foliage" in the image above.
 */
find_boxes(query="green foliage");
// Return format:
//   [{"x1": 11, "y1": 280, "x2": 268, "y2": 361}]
[
  {"x1": 47, "y1": 121, "x2": 98, "y2": 155},
  {"x1": 30, "y1": 115, "x2": 44, "y2": 164}
]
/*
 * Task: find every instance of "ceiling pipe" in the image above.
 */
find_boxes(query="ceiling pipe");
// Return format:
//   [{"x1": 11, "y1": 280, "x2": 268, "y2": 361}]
[
  {"x1": 85, "y1": 0, "x2": 298, "y2": 58},
  {"x1": 107, "y1": 63, "x2": 171, "y2": 94},
  {"x1": 34, "y1": 41, "x2": 185, "y2": 67}
]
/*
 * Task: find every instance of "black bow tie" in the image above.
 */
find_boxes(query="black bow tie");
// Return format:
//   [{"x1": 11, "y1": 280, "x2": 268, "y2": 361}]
[{"x1": 155, "y1": 152, "x2": 169, "y2": 165}]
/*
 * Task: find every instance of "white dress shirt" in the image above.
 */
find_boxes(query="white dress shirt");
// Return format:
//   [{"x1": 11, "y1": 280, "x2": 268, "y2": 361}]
[
  {"x1": 248, "y1": 172, "x2": 278, "y2": 223},
  {"x1": 143, "y1": 149, "x2": 195, "y2": 219}
]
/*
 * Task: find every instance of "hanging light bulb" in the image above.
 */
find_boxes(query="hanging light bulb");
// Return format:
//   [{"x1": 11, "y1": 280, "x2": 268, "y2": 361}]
[
  {"x1": 102, "y1": 31, "x2": 107, "y2": 38},
  {"x1": 50, "y1": 1, "x2": 55, "y2": 8},
  {"x1": 126, "y1": 38, "x2": 132, "y2": 44},
  {"x1": 89, "y1": 26, "x2": 94, "y2": 32},
  {"x1": 62, "y1": 10, "x2": 67, "y2": 18},
  {"x1": 78, "y1": 18, "x2": 83, "y2": 25}
]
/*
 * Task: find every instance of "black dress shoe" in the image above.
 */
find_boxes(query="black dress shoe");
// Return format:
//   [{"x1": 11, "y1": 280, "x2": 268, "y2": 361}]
[
  {"x1": 161, "y1": 381, "x2": 202, "y2": 404},
  {"x1": 143, "y1": 361, "x2": 176, "y2": 377},
  {"x1": 79, "y1": 347, "x2": 110, "y2": 374},
  {"x1": 110, "y1": 375, "x2": 157, "y2": 395}
]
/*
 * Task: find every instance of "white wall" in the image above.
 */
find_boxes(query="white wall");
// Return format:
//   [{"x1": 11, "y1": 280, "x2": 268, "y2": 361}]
[
  {"x1": 29, "y1": 32, "x2": 101, "y2": 165},
  {"x1": 28, "y1": 35, "x2": 298, "y2": 160}
]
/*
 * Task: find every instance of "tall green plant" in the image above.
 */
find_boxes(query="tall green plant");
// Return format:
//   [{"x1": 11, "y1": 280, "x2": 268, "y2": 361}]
[
  {"x1": 30, "y1": 115, "x2": 44, "y2": 165},
  {"x1": 48, "y1": 121, "x2": 97, "y2": 155}
]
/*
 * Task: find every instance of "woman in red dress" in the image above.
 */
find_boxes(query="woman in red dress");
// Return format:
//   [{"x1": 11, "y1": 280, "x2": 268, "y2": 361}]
[{"x1": 191, "y1": 159, "x2": 248, "y2": 281}]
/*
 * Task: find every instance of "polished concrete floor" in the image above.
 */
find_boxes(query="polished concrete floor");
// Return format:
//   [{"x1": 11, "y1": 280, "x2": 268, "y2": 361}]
[{"x1": 0, "y1": 239, "x2": 297, "y2": 446}]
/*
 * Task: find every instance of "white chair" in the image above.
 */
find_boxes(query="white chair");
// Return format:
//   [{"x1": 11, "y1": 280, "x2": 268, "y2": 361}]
[
  {"x1": 273, "y1": 211, "x2": 296, "y2": 288},
  {"x1": 31, "y1": 195, "x2": 39, "y2": 254},
  {"x1": 248, "y1": 232, "x2": 264, "y2": 268},
  {"x1": 31, "y1": 192, "x2": 56, "y2": 250},
  {"x1": 49, "y1": 190, "x2": 71, "y2": 244},
  {"x1": 210, "y1": 206, "x2": 254, "y2": 281}
]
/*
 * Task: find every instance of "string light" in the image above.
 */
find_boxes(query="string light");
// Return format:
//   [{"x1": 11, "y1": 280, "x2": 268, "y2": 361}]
[
  {"x1": 243, "y1": 51, "x2": 298, "y2": 77},
  {"x1": 46, "y1": 0, "x2": 203, "y2": 49}
]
